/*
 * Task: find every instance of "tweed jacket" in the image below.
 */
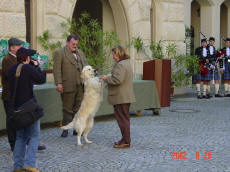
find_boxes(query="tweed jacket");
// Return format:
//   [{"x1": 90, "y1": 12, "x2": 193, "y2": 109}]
[
  {"x1": 53, "y1": 46, "x2": 88, "y2": 93},
  {"x1": 1, "y1": 53, "x2": 17, "y2": 100},
  {"x1": 106, "y1": 59, "x2": 136, "y2": 105}
]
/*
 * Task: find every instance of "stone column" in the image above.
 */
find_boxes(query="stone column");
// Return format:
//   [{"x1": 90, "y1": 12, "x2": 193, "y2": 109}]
[
  {"x1": 184, "y1": 0, "x2": 193, "y2": 28},
  {"x1": 31, "y1": 0, "x2": 46, "y2": 50}
]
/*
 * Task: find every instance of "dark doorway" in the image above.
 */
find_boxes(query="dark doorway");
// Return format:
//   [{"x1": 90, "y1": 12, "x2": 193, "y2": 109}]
[
  {"x1": 24, "y1": 0, "x2": 31, "y2": 43},
  {"x1": 72, "y1": 0, "x2": 102, "y2": 26}
]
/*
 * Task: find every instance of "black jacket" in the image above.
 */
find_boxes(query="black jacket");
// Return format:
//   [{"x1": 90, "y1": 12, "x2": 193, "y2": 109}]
[
  {"x1": 195, "y1": 46, "x2": 210, "y2": 62},
  {"x1": 207, "y1": 44, "x2": 216, "y2": 63},
  {"x1": 8, "y1": 63, "x2": 46, "y2": 108}
]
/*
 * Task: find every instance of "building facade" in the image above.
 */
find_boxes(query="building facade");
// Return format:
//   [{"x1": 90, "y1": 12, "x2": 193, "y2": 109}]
[
  {"x1": 0, "y1": 0, "x2": 185, "y2": 78},
  {"x1": 185, "y1": 0, "x2": 230, "y2": 52}
]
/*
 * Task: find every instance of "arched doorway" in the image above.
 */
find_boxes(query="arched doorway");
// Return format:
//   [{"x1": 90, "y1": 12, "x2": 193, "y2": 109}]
[
  {"x1": 72, "y1": 0, "x2": 102, "y2": 27},
  {"x1": 220, "y1": 3, "x2": 228, "y2": 48},
  {"x1": 191, "y1": 0, "x2": 201, "y2": 52},
  {"x1": 72, "y1": 0, "x2": 129, "y2": 45}
]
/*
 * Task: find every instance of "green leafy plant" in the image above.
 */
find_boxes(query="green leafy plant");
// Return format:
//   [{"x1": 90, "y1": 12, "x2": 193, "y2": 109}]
[
  {"x1": 61, "y1": 12, "x2": 120, "y2": 73},
  {"x1": 38, "y1": 30, "x2": 62, "y2": 68},
  {"x1": 38, "y1": 12, "x2": 120, "y2": 72},
  {"x1": 149, "y1": 40, "x2": 164, "y2": 59},
  {"x1": 171, "y1": 54, "x2": 199, "y2": 87},
  {"x1": 166, "y1": 43, "x2": 177, "y2": 59},
  {"x1": 131, "y1": 36, "x2": 144, "y2": 53},
  {"x1": 148, "y1": 41, "x2": 200, "y2": 87},
  {"x1": 185, "y1": 26, "x2": 192, "y2": 37}
]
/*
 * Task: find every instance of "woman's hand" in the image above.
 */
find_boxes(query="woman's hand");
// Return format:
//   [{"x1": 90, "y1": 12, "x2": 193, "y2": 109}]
[
  {"x1": 57, "y1": 84, "x2": 63, "y2": 93},
  {"x1": 101, "y1": 75, "x2": 107, "y2": 81},
  {"x1": 31, "y1": 59, "x2": 39, "y2": 66}
]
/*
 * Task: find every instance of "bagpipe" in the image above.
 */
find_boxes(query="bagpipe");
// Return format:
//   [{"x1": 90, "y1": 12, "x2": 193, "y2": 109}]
[
  {"x1": 198, "y1": 32, "x2": 226, "y2": 75},
  {"x1": 198, "y1": 32, "x2": 209, "y2": 75},
  {"x1": 216, "y1": 49, "x2": 230, "y2": 72},
  {"x1": 217, "y1": 36, "x2": 230, "y2": 71},
  {"x1": 199, "y1": 60, "x2": 209, "y2": 75}
]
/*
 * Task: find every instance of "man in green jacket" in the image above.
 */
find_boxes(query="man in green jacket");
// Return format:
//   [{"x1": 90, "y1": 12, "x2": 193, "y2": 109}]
[
  {"x1": 53, "y1": 34, "x2": 88, "y2": 137},
  {"x1": 1, "y1": 38, "x2": 23, "y2": 151}
]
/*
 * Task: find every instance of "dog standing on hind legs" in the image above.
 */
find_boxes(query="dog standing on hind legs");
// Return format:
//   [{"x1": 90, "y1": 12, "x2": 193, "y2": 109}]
[{"x1": 61, "y1": 65, "x2": 104, "y2": 146}]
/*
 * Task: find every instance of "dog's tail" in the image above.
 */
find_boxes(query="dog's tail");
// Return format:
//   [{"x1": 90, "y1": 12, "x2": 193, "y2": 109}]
[{"x1": 61, "y1": 121, "x2": 74, "y2": 130}]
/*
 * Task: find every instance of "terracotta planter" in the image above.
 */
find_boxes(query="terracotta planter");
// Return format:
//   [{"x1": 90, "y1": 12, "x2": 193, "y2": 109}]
[{"x1": 143, "y1": 59, "x2": 171, "y2": 107}]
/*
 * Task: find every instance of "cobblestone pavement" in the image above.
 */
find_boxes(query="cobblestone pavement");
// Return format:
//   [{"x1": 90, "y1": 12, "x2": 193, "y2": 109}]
[{"x1": 1, "y1": 92, "x2": 230, "y2": 172}]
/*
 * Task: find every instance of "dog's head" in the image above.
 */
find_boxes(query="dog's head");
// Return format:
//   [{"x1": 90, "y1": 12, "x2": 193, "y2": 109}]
[{"x1": 81, "y1": 65, "x2": 96, "y2": 80}]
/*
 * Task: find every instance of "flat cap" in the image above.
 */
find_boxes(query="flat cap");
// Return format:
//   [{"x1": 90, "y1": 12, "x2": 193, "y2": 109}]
[{"x1": 8, "y1": 38, "x2": 23, "y2": 47}]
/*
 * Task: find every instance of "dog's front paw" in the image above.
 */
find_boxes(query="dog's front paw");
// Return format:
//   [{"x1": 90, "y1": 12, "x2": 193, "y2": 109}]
[
  {"x1": 78, "y1": 143, "x2": 83, "y2": 146},
  {"x1": 86, "y1": 140, "x2": 93, "y2": 144}
]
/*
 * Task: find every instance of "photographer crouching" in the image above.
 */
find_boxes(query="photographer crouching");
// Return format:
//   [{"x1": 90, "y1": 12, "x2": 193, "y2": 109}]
[{"x1": 8, "y1": 47, "x2": 46, "y2": 172}]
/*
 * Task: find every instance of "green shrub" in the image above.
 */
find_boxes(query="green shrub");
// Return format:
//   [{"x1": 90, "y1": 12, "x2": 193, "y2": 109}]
[{"x1": 38, "y1": 12, "x2": 120, "y2": 72}]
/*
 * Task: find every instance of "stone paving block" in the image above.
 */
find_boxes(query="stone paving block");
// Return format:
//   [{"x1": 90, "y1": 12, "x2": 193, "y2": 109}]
[{"x1": 1, "y1": 92, "x2": 230, "y2": 171}]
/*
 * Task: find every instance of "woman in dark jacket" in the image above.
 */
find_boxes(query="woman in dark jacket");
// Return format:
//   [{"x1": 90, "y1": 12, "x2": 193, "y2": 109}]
[
  {"x1": 8, "y1": 47, "x2": 46, "y2": 172},
  {"x1": 101, "y1": 46, "x2": 136, "y2": 148}
]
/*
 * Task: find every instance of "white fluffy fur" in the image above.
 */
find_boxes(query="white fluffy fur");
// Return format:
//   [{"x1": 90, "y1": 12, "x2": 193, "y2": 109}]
[{"x1": 61, "y1": 65, "x2": 104, "y2": 145}]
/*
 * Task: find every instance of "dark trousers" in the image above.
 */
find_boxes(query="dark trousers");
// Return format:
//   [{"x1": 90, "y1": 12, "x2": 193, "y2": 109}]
[
  {"x1": 3, "y1": 100, "x2": 16, "y2": 151},
  {"x1": 61, "y1": 84, "x2": 84, "y2": 126},
  {"x1": 113, "y1": 103, "x2": 131, "y2": 144}
]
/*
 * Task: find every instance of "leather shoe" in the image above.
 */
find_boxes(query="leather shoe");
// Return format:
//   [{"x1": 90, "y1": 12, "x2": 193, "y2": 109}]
[
  {"x1": 197, "y1": 95, "x2": 202, "y2": 99},
  {"x1": 38, "y1": 144, "x2": 46, "y2": 150},
  {"x1": 23, "y1": 166, "x2": 40, "y2": 172},
  {"x1": 114, "y1": 141, "x2": 121, "y2": 145},
  {"x1": 215, "y1": 94, "x2": 223, "y2": 97},
  {"x1": 113, "y1": 143, "x2": 130, "y2": 148},
  {"x1": 13, "y1": 169, "x2": 23, "y2": 172},
  {"x1": 114, "y1": 139, "x2": 124, "y2": 145},
  {"x1": 73, "y1": 130, "x2": 78, "y2": 136},
  {"x1": 206, "y1": 94, "x2": 212, "y2": 98},
  {"x1": 61, "y1": 130, "x2": 68, "y2": 137}
]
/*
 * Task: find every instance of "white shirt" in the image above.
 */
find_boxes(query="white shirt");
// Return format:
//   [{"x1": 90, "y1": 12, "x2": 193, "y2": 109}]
[
  {"x1": 73, "y1": 53, "x2": 78, "y2": 61},
  {"x1": 209, "y1": 46, "x2": 214, "y2": 55},
  {"x1": 226, "y1": 47, "x2": 230, "y2": 56},
  {"x1": 9, "y1": 52, "x2": 16, "y2": 58},
  {"x1": 202, "y1": 48, "x2": 207, "y2": 57}
]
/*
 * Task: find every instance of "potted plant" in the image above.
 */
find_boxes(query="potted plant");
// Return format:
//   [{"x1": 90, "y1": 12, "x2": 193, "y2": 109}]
[{"x1": 143, "y1": 40, "x2": 173, "y2": 107}]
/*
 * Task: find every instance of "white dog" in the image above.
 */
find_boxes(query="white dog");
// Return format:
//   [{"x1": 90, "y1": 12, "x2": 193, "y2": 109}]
[{"x1": 61, "y1": 65, "x2": 104, "y2": 146}]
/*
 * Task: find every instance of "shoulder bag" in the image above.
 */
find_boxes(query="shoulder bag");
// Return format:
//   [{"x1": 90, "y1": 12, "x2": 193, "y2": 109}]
[{"x1": 9, "y1": 64, "x2": 44, "y2": 130}]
